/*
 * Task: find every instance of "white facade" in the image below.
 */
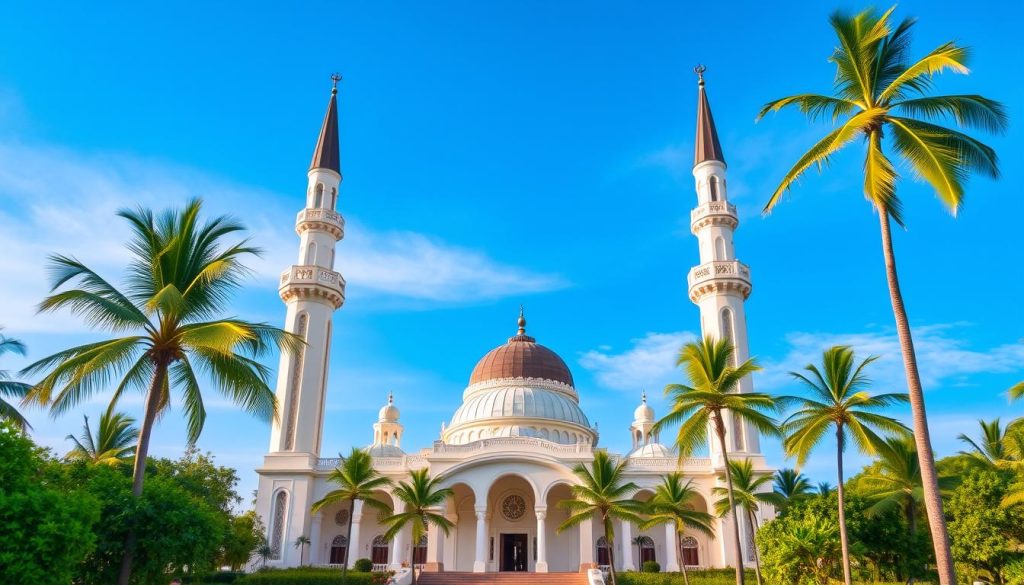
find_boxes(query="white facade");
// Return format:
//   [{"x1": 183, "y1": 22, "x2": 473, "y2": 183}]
[{"x1": 254, "y1": 75, "x2": 773, "y2": 574}]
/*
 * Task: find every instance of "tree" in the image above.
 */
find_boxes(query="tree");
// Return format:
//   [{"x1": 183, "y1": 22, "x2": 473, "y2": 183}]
[
  {"x1": 65, "y1": 409, "x2": 138, "y2": 465},
  {"x1": 772, "y1": 469, "x2": 813, "y2": 512},
  {"x1": 220, "y1": 511, "x2": 264, "y2": 571},
  {"x1": 0, "y1": 423, "x2": 99, "y2": 585},
  {"x1": 711, "y1": 459, "x2": 780, "y2": 585},
  {"x1": 294, "y1": 535, "x2": 311, "y2": 566},
  {"x1": 815, "y1": 482, "x2": 834, "y2": 496},
  {"x1": 0, "y1": 328, "x2": 31, "y2": 431},
  {"x1": 958, "y1": 418, "x2": 1023, "y2": 469},
  {"x1": 558, "y1": 450, "x2": 644, "y2": 585},
  {"x1": 1011, "y1": 382, "x2": 1023, "y2": 402},
  {"x1": 653, "y1": 336, "x2": 780, "y2": 585},
  {"x1": 21, "y1": 199, "x2": 297, "y2": 585},
  {"x1": 256, "y1": 542, "x2": 272, "y2": 568},
  {"x1": 756, "y1": 7, "x2": 1008, "y2": 583},
  {"x1": 381, "y1": 468, "x2": 454, "y2": 585},
  {"x1": 779, "y1": 345, "x2": 908, "y2": 585},
  {"x1": 641, "y1": 473, "x2": 715, "y2": 585},
  {"x1": 767, "y1": 517, "x2": 843, "y2": 585},
  {"x1": 947, "y1": 469, "x2": 1024, "y2": 584},
  {"x1": 311, "y1": 448, "x2": 393, "y2": 583}
]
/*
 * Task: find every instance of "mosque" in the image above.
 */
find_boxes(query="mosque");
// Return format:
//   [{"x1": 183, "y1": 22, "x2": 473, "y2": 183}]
[{"x1": 254, "y1": 71, "x2": 771, "y2": 574}]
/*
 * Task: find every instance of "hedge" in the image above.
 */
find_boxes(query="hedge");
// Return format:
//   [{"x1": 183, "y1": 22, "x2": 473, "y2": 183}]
[
  {"x1": 236, "y1": 568, "x2": 389, "y2": 585},
  {"x1": 618, "y1": 575, "x2": 929, "y2": 585}
]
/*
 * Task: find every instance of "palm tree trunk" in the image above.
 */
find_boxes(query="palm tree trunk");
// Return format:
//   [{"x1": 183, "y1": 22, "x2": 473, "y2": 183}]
[
  {"x1": 877, "y1": 210, "x2": 956, "y2": 585},
  {"x1": 342, "y1": 497, "x2": 355, "y2": 584},
  {"x1": 116, "y1": 361, "x2": 168, "y2": 585},
  {"x1": 678, "y1": 530, "x2": 690, "y2": 585},
  {"x1": 746, "y1": 509, "x2": 763, "y2": 585},
  {"x1": 714, "y1": 411, "x2": 746, "y2": 585},
  {"x1": 907, "y1": 499, "x2": 917, "y2": 585},
  {"x1": 836, "y1": 427, "x2": 853, "y2": 585}
]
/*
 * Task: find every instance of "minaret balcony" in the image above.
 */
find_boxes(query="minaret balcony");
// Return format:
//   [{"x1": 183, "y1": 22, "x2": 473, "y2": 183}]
[
  {"x1": 687, "y1": 260, "x2": 752, "y2": 301},
  {"x1": 690, "y1": 201, "x2": 738, "y2": 233},
  {"x1": 295, "y1": 208, "x2": 345, "y2": 239},
  {"x1": 279, "y1": 265, "x2": 346, "y2": 308}
]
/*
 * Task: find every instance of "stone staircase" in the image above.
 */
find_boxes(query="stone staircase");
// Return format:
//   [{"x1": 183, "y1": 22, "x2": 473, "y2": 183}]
[{"x1": 417, "y1": 572, "x2": 589, "y2": 585}]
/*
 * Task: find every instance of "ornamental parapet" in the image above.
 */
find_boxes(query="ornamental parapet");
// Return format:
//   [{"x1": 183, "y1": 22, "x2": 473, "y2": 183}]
[
  {"x1": 690, "y1": 201, "x2": 738, "y2": 233},
  {"x1": 295, "y1": 208, "x2": 345, "y2": 239},
  {"x1": 687, "y1": 260, "x2": 752, "y2": 302},
  {"x1": 429, "y1": 436, "x2": 595, "y2": 459},
  {"x1": 279, "y1": 265, "x2": 346, "y2": 308}
]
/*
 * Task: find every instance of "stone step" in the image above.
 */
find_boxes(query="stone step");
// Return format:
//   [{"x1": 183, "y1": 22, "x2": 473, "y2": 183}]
[{"x1": 417, "y1": 572, "x2": 588, "y2": 585}]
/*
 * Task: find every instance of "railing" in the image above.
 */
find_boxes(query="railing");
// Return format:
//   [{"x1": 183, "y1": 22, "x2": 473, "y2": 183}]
[
  {"x1": 431, "y1": 437, "x2": 594, "y2": 456},
  {"x1": 280, "y1": 265, "x2": 346, "y2": 296},
  {"x1": 690, "y1": 201, "x2": 737, "y2": 225},
  {"x1": 687, "y1": 260, "x2": 751, "y2": 290},
  {"x1": 316, "y1": 454, "x2": 428, "y2": 471},
  {"x1": 372, "y1": 563, "x2": 389, "y2": 572},
  {"x1": 296, "y1": 208, "x2": 345, "y2": 232},
  {"x1": 626, "y1": 456, "x2": 713, "y2": 468}
]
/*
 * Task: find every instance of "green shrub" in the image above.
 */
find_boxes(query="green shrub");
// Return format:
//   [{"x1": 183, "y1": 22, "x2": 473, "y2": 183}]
[
  {"x1": 184, "y1": 572, "x2": 245, "y2": 583},
  {"x1": 618, "y1": 570, "x2": 756, "y2": 585},
  {"x1": 237, "y1": 567, "x2": 383, "y2": 584},
  {"x1": 641, "y1": 560, "x2": 661, "y2": 573},
  {"x1": 354, "y1": 558, "x2": 374, "y2": 572}
]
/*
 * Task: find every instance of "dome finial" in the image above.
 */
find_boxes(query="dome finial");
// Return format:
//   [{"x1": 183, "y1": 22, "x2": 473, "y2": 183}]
[
  {"x1": 641, "y1": 390, "x2": 647, "y2": 404},
  {"x1": 694, "y1": 64, "x2": 706, "y2": 86},
  {"x1": 388, "y1": 391, "x2": 394, "y2": 405},
  {"x1": 331, "y1": 72, "x2": 342, "y2": 95},
  {"x1": 517, "y1": 305, "x2": 526, "y2": 335}
]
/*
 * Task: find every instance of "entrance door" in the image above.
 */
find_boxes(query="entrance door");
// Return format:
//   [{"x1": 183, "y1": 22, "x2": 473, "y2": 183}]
[{"x1": 500, "y1": 533, "x2": 528, "y2": 572}]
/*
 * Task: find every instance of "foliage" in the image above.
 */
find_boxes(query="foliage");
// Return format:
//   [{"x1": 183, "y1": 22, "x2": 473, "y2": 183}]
[
  {"x1": 946, "y1": 469, "x2": 1024, "y2": 583},
  {"x1": 0, "y1": 423, "x2": 100, "y2": 585},
  {"x1": 381, "y1": 468, "x2": 453, "y2": 585},
  {"x1": 616, "y1": 570, "x2": 757, "y2": 585},
  {"x1": 762, "y1": 517, "x2": 843, "y2": 585},
  {"x1": 0, "y1": 328, "x2": 31, "y2": 431},
  {"x1": 65, "y1": 409, "x2": 138, "y2": 465},
  {"x1": 642, "y1": 561, "x2": 661, "y2": 573},
  {"x1": 642, "y1": 472, "x2": 715, "y2": 585},
  {"x1": 353, "y1": 558, "x2": 373, "y2": 573},
  {"x1": 151, "y1": 446, "x2": 244, "y2": 514},
  {"x1": 236, "y1": 568, "x2": 383, "y2": 584},
  {"x1": 771, "y1": 469, "x2": 812, "y2": 512},
  {"x1": 220, "y1": 511, "x2": 264, "y2": 571}
]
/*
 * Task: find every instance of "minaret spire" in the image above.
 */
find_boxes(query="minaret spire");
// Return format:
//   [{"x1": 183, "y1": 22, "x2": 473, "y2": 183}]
[
  {"x1": 309, "y1": 73, "x2": 342, "y2": 173},
  {"x1": 693, "y1": 65, "x2": 725, "y2": 167}
]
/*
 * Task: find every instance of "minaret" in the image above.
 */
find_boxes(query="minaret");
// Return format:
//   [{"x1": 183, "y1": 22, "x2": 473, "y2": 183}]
[
  {"x1": 686, "y1": 67, "x2": 760, "y2": 459},
  {"x1": 267, "y1": 75, "x2": 347, "y2": 456},
  {"x1": 630, "y1": 391, "x2": 658, "y2": 449},
  {"x1": 371, "y1": 392, "x2": 405, "y2": 452}
]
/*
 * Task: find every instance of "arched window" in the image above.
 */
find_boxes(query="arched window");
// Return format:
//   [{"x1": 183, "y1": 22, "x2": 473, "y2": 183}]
[
  {"x1": 270, "y1": 490, "x2": 288, "y2": 559},
  {"x1": 306, "y1": 242, "x2": 317, "y2": 265},
  {"x1": 714, "y1": 236, "x2": 727, "y2": 261},
  {"x1": 637, "y1": 535, "x2": 656, "y2": 564},
  {"x1": 732, "y1": 415, "x2": 746, "y2": 452},
  {"x1": 328, "y1": 249, "x2": 335, "y2": 270},
  {"x1": 314, "y1": 184, "x2": 324, "y2": 208},
  {"x1": 413, "y1": 534, "x2": 428, "y2": 566},
  {"x1": 681, "y1": 536, "x2": 699, "y2": 567},
  {"x1": 371, "y1": 535, "x2": 390, "y2": 565},
  {"x1": 596, "y1": 536, "x2": 611, "y2": 567},
  {"x1": 330, "y1": 535, "x2": 348, "y2": 565},
  {"x1": 283, "y1": 313, "x2": 308, "y2": 450},
  {"x1": 709, "y1": 177, "x2": 721, "y2": 202},
  {"x1": 330, "y1": 187, "x2": 338, "y2": 210},
  {"x1": 720, "y1": 308, "x2": 734, "y2": 345}
]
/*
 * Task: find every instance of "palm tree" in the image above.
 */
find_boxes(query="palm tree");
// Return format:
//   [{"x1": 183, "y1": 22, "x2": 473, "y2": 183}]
[
  {"x1": 65, "y1": 408, "x2": 138, "y2": 465},
  {"x1": 652, "y1": 336, "x2": 780, "y2": 585},
  {"x1": 294, "y1": 536, "x2": 311, "y2": 566},
  {"x1": 815, "y1": 482, "x2": 834, "y2": 496},
  {"x1": 0, "y1": 328, "x2": 31, "y2": 431},
  {"x1": 557, "y1": 450, "x2": 644, "y2": 585},
  {"x1": 381, "y1": 468, "x2": 454, "y2": 585},
  {"x1": 311, "y1": 448, "x2": 393, "y2": 582},
  {"x1": 257, "y1": 542, "x2": 273, "y2": 568},
  {"x1": 777, "y1": 518, "x2": 843, "y2": 585},
  {"x1": 779, "y1": 345, "x2": 909, "y2": 585},
  {"x1": 957, "y1": 418, "x2": 1022, "y2": 468},
  {"x1": 772, "y1": 469, "x2": 813, "y2": 512},
  {"x1": 21, "y1": 199, "x2": 297, "y2": 585},
  {"x1": 1010, "y1": 382, "x2": 1023, "y2": 402},
  {"x1": 756, "y1": 7, "x2": 1008, "y2": 583},
  {"x1": 711, "y1": 459, "x2": 780, "y2": 585},
  {"x1": 642, "y1": 473, "x2": 715, "y2": 585}
]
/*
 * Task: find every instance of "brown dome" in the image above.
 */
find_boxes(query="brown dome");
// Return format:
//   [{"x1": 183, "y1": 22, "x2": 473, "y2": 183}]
[{"x1": 469, "y1": 313, "x2": 574, "y2": 387}]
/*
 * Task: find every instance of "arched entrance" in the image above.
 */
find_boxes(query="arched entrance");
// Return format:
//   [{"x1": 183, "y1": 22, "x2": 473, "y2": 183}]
[
  {"x1": 330, "y1": 535, "x2": 348, "y2": 564},
  {"x1": 487, "y1": 475, "x2": 537, "y2": 572}
]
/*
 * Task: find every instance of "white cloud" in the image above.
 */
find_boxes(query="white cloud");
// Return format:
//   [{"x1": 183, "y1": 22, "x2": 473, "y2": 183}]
[
  {"x1": 578, "y1": 331, "x2": 697, "y2": 392},
  {"x1": 0, "y1": 140, "x2": 566, "y2": 332}
]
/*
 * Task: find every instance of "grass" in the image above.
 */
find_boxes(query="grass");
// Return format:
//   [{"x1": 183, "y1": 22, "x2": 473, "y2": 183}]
[{"x1": 235, "y1": 568, "x2": 387, "y2": 584}]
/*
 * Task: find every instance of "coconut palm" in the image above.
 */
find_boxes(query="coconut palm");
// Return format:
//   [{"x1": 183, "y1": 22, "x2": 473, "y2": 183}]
[
  {"x1": 65, "y1": 408, "x2": 138, "y2": 465},
  {"x1": 21, "y1": 199, "x2": 297, "y2": 585},
  {"x1": 756, "y1": 7, "x2": 1008, "y2": 583},
  {"x1": 711, "y1": 459, "x2": 780, "y2": 585},
  {"x1": 311, "y1": 448, "x2": 393, "y2": 583},
  {"x1": 957, "y1": 418, "x2": 1023, "y2": 468},
  {"x1": 256, "y1": 542, "x2": 272, "y2": 568},
  {"x1": 558, "y1": 450, "x2": 644, "y2": 585},
  {"x1": 381, "y1": 468, "x2": 454, "y2": 585},
  {"x1": 772, "y1": 469, "x2": 813, "y2": 512},
  {"x1": 815, "y1": 482, "x2": 834, "y2": 496},
  {"x1": 779, "y1": 345, "x2": 909, "y2": 585},
  {"x1": 1011, "y1": 382, "x2": 1023, "y2": 402},
  {"x1": 0, "y1": 328, "x2": 31, "y2": 431},
  {"x1": 294, "y1": 535, "x2": 311, "y2": 566},
  {"x1": 641, "y1": 473, "x2": 715, "y2": 585},
  {"x1": 777, "y1": 518, "x2": 843, "y2": 585},
  {"x1": 652, "y1": 336, "x2": 780, "y2": 585}
]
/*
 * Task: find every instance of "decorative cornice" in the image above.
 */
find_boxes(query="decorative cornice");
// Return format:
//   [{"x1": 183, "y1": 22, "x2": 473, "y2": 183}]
[
  {"x1": 687, "y1": 260, "x2": 752, "y2": 302},
  {"x1": 279, "y1": 265, "x2": 346, "y2": 309},
  {"x1": 462, "y1": 376, "x2": 578, "y2": 402},
  {"x1": 295, "y1": 208, "x2": 345, "y2": 240}
]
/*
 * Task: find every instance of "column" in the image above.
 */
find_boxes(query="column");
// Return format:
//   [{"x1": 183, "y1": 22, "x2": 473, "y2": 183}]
[
  {"x1": 443, "y1": 513, "x2": 458, "y2": 571},
  {"x1": 535, "y1": 508, "x2": 548, "y2": 573},
  {"x1": 425, "y1": 514, "x2": 444, "y2": 572},
  {"x1": 390, "y1": 503, "x2": 408, "y2": 570},
  {"x1": 309, "y1": 513, "x2": 322, "y2": 565},
  {"x1": 578, "y1": 516, "x2": 594, "y2": 572},
  {"x1": 620, "y1": 519, "x2": 635, "y2": 571},
  {"x1": 473, "y1": 508, "x2": 488, "y2": 573},
  {"x1": 664, "y1": 523, "x2": 680, "y2": 572},
  {"x1": 347, "y1": 501, "x2": 363, "y2": 569}
]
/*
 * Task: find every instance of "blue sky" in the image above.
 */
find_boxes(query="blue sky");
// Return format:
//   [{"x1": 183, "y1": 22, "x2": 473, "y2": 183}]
[{"x1": 1, "y1": 1, "x2": 1021, "y2": 500}]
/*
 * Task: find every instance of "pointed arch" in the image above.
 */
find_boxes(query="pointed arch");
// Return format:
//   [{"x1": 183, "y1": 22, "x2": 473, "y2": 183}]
[
  {"x1": 314, "y1": 183, "x2": 324, "y2": 208},
  {"x1": 269, "y1": 489, "x2": 289, "y2": 560}
]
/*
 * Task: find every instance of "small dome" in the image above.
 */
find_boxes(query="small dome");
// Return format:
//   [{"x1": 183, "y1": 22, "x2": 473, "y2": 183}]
[
  {"x1": 378, "y1": 392, "x2": 399, "y2": 422},
  {"x1": 630, "y1": 442, "x2": 675, "y2": 458},
  {"x1": 367, "y1": 443, "x2": 405, "y2": 457},
  {"x1": 634, "y1": 391, "x2": 654, "y2": 422},
  {"x1": 468, "y1": 312, "x2": 574, "y2": 387}
]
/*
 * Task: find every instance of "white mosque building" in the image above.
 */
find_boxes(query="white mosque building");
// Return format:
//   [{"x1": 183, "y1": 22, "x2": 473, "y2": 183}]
[{"x1": 254, "y1": 71, "x2": 772, "y2": 575}]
